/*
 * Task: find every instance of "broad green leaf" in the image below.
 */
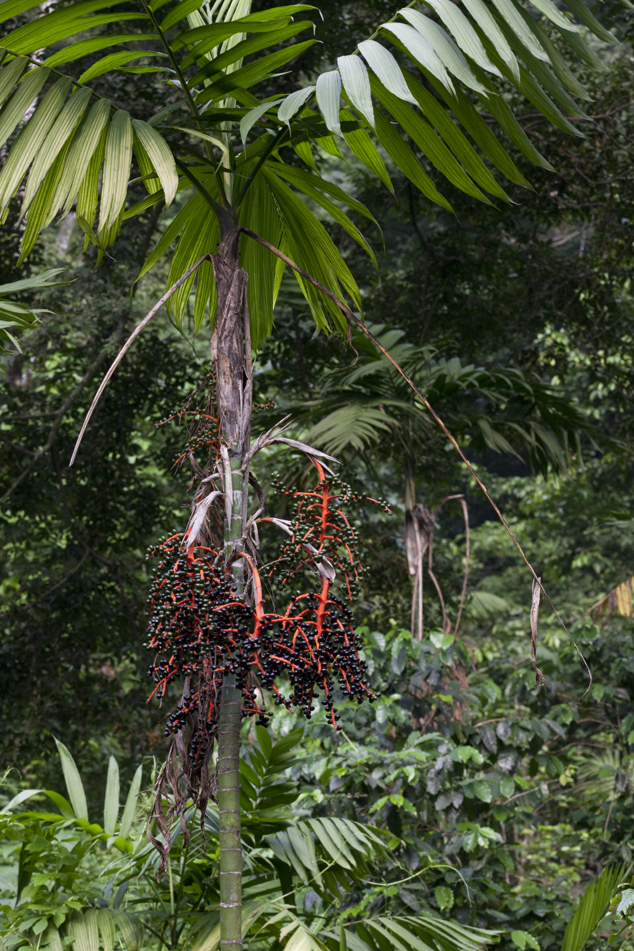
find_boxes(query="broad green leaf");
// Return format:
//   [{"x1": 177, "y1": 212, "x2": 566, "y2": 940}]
[
  {"x1": 0, "y1": 77, "x2": 70, "y2": 214},
  {"x1": 489, "y1": 0, "x2": 549, "y2": 61},
  {"x1": 0, "y1": 0, "x2": 44, "y2": 22},
  {"x1": 270, "y1": 163, "x2": 376, "y2": 222},
  {"x1": 529, "y1": 0, "x2": 581, "y2": 33},
  {"x1": 54, "y1": 738, "x2": 88, "y2": 820},
  {"x1": 562, "y1": 866, "x2": 625, "y2": 951},
  {"x1": 373, "y1": 107, "x2": 452, "y2": 212},
  {"x1": 338, "y1": 54, "x2": 374, "y2": 127},
  {"x1": 370, "y1": 74, "x2": 489, "y2": 202},
  {"x1": 317, "y1": 816, "x2": 357, "y2": 865},
  {"x1": 119, "y1": 764, "x2": 142, "y2": 838},
  {"x1": 561, "y1": 0, "x2": 615, "y2": 43},
  {"x1": 22, "y1": 86, "x2": 92, "y2": 212},
  {"x1": 41, "y1": 789, "x2": 74, "y2": 818},
  {"x1": 530, "y1": 22, "x2": 590, "y2": 99},
  {"x1": 42, "y1": 927, "x2": 64, "y2": 951},
  {"x1": 99, "y1": 109, "x2": 133, "y2": 232},
  {"x1": 517, "y1": 66, "x2": 581, "y2": 136},
  {"x1": 487, "y1": 9, "x2": 589, "y2": 117},
  {"x1": 19, "y1": 142, "x2": 73, "y2": 263},
  {"x1": 342, "y1": 122, "x2": 393, "y2": 193},
  {"x1": 238, "y1": 167, "x2": 281, "y2": 345},
  {"x1": 97, "y1": 910, "x2": 116, "y2": 951},
  {"x1": 69, "y1": 910, "x2": 99, "y2": 951},
  {"x1": 4, "y1": 1, "x2": 148, "y2": 56},
  {"x1": 316, "y1": 70, "x2": 342, "y2": 136},
  {"x1": 240, "y1": 99, "x2": 282, "y2": 144},
  {"x1": 399, "y1": 10, "x2": 490, "y2": 95},
  {"x1": 479, "y1": 88, "x2": 554, "y2": 169},
  {"x1": 292, "y1": 133, "x2": 318, "y2": 171},
  {"x1": 243, "y1": 4, "x2": 316, "y2": 19},
  {"x1": 110, "y1": 911, "x2": 143, "y2": 951},
  {"x1": 132, "y1": 119, "x2": 178, "y2": 205},
  {"x1": 103, "y1": 756, "x2": 120, "y2": 835},
  {"x1": 459, "y1": 0, "x2": 520, "y2": 81},
  {"x1": 278, "y1": 85, "x2": 315, "y2": 123},
  {"x1": 55, "y1": 98, "x2": 111, "y2": 219},
  {"x1": 559, "y1": 27, "x2": 604, "y2": 69},
  {"x1": 166, "y1": 189, "x2": 220, "y2": 324},
  {"x1": 75, "y1": 119, "x2": 109, "y2": 244},
  {"x1": 421, "y1": 0, "x2": 503, "y2": 77},
  {"x1": 188, "y1": 21, "x2": 313, "y2": 85},
  {"x1": 239, "y1": 760, "x2": 261, "y2": 789},
  {"x1": 0, "y1": 67, "x2": 49, "y2": 150},
  {"x1": 0, "y1": 788, "x2": 43, "y2": 812},
  {"x1": 177, "y1": 16, "x2": 292, "y2": 62},
  {"x1": 473, "y1": 780, "x2": 493, "y2": 802},
  {"x1": 44, "y1": 33, "x2": 158, "y2": 67},
  {"x1": 195, "y1": 40, "x2": 315, "y2": 106},
  {"x1": 315, "y1": 132, "x2": 345, "y2": 159},
  {"x1": 357, "y1": 40, "x2": 417, "y2": 103},
  {"x1": 380, "y1": 22, "x2": 454, "y2": 94},
  {"x1": 138, "y1": 195, "x2": 193, "y2": 280},
  {"x1": 435, "y1": 885, "x2": 454, "y2": 911},
  {"x1": 0, "y1": 56, "x2": 28, "y2": 108},
  {"x1": 429, "y1": 77, "x2": 530, "y2": 182},
  {"x1": 160, "y1": 0, "x2": 204, "y2": 31},
  {"x1": 263, "y1": 168, "x2": 358, "y2": 333},
  {"x1": 402, "y1": 74, "x2": 509, "y2": 199},
  {"x1": 269, "y1": 165, "x2": 376, "y2": 263},
  {"x1": 79, "y1": 50, "x2": 165, "y2": 83}
]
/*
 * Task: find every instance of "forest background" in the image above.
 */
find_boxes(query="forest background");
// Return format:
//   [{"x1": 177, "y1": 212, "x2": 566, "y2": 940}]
[{"x1": 1, "y1": 0, "x2": 634, "y2": 949}]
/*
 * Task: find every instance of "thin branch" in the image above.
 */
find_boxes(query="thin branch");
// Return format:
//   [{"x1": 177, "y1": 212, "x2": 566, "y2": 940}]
[
  {"x1": 239, "y1": 225, "x2": 592, "y2": 699},
  {"x1": 69, "y1": 254, "x2": 212, "y2": 466}
]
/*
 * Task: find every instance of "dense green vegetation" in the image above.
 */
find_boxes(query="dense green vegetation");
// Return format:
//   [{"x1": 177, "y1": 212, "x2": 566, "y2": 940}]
[{"x1": 1, "y1": 0, "x2": 634, "y2": 950}]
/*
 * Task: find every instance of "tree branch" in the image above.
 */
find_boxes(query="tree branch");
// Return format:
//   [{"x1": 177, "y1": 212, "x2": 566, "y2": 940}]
[{"x1": 69, "y1": 253, "x2": 213, "y2": 466}]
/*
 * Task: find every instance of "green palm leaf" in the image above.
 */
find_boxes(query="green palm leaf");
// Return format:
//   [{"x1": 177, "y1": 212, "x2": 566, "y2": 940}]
[
  {"x1": 0, "y1": 268, "x2": 67, "y2": 351},
  {"x1": 0, "y1": 0, "x2": 618, "y2": 338},
  {"x1": 561, "y1": 866, "x2": 626, "y2": 951}
]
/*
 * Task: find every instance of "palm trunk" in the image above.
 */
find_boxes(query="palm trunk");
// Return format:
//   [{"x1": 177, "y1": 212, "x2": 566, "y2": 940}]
[
  {"x1": 217, "y1": 673, "x2": 243, "y2": 950},
  {"x1": 212, "y1": 223, "x2": 251, "y2": 951}
]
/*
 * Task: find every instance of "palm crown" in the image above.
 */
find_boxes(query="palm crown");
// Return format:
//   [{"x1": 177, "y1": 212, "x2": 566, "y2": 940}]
[{"x1": 0, "y1": 0, "x2": 617, "y2": 345}]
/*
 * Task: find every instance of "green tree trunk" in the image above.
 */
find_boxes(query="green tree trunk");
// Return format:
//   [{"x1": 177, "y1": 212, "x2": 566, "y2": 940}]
[
  {"x1": 218, "y1": 672, "x2": 243, "y2": 951},
  {"x1": 212, "y1": 224, "x2": 252, "y2": 951}
]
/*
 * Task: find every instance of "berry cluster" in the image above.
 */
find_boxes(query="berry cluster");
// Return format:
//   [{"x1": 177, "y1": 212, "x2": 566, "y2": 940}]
[
  {"x1": 146, "y1": 463, "x2": 385, "y2": 759},
  {"x1": 256, "y1": 590, "x2": 376, "y2": 730},
  {"x1": 145, "y1": 535, "x2": 265, "y2": 766}
]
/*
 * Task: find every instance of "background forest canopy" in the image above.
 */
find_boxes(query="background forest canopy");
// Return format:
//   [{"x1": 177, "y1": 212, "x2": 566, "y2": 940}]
[{"x1": 1, "y1": 0, "x2": 634, "y2": 949}]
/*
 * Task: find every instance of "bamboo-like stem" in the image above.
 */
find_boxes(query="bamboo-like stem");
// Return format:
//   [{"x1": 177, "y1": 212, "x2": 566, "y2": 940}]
[
  {"x1": 213, "y1": 225, "x2": 250, "y2": 951},
  {"x1": 218, "y1": 671, "x2": 243, "y2": 951}
]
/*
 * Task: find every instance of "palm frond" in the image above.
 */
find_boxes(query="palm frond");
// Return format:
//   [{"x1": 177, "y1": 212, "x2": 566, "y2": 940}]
[
  {"x1": 0, "y1": 268, "x2": 66, "y2": 351},
  {"x1": 561, "y1": 866, "x2": 626, "y2": 951},
  {"x1": 324, "y1": 914, "x2": 498, "y2": 951},
  {"x1": 0, "y1": 0, "x2": 618, "y2": 338}
]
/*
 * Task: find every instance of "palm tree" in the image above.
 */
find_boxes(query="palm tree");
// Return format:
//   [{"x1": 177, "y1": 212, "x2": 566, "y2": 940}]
[{"x1": 0, "y1": 0, "x2": 618, "y2": 943}]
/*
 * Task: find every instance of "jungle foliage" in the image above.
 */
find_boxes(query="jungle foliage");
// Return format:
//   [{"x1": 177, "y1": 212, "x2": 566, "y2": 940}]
[{"x1": 1, "y1": 0, "x2": 634, "y2": 950}]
